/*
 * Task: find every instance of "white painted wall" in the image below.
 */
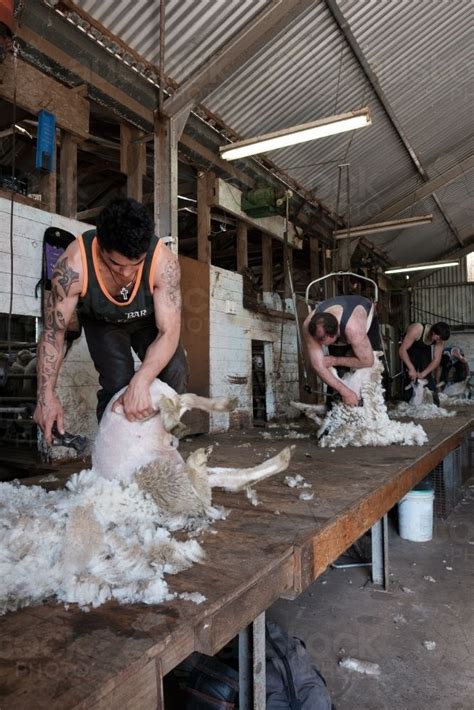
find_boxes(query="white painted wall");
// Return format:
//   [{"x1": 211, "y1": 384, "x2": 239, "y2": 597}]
[
  {"x1": 209, "y1": 266, "x2": 299, "y2": 432},
  {"x1": 0, "y1": 197, "x2": 98, "y2": 450}
]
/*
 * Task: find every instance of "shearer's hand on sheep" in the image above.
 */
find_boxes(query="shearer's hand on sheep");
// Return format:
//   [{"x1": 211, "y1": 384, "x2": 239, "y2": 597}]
[
  {"x1": 303, "y1": 295, "x2": 380, "y2": 407},
  {"x1": 93, "y1": 378, "x2": 293, "y2": 516}
]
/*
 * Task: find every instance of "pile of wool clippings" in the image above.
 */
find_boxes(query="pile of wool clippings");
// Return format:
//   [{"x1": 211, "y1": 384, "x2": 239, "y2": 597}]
[
  {"x1": 0, "y1": 470, "x2": 217, "y2": 615},
  {"x1": 390, "y1": 402, "x2": 456, "y2": 419},
  {"x1": 439, "y1": 393, "x2": 474, "y2": 406},
  {"x1": 317, "y1": 356, "x2": 427, "y2": 448}
]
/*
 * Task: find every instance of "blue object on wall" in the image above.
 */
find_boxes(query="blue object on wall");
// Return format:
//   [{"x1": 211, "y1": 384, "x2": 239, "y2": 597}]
[{"x1": 35, "y1": 110, "x2": 56, "y2": 171}]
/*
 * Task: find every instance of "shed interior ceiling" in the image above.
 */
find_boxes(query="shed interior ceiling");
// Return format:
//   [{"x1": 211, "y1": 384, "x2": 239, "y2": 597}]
[{"x1": 58, "y1": 0, "x2": 474, "y2": 264}]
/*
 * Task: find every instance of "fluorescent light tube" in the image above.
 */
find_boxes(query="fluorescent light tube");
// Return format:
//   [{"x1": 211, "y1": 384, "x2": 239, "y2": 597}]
[
  {"x1": 385, "y1": 260, "x2": 459, "y2": 274},
  {"x1": 219, "y1": 108, "x2": 371, "y2": 161},
  {"x1": 335, "y1": 215, "x2": 433, "y2": 239}
]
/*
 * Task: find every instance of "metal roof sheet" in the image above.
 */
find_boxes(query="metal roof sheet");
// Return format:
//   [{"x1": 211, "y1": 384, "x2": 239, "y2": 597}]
[
  {"x1": 67, "y1": 0, "x2": 473, "y2": 264},
  {"x1": 337, "y1": 0, "x2": 474, "y2": 171},
  {"x1": 75, "y1": 0, "x2": 270, "y2": 82}
]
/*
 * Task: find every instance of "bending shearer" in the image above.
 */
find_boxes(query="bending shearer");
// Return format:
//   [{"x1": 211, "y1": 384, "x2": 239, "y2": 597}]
[{"x1": 34, "y1": 198, "x2": 187, "y2": 443}]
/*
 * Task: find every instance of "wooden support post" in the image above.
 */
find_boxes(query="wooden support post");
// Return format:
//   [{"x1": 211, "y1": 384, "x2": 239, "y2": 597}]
[
  {"x1": 236, "y1": 221, "x2": 248, "y2": 273},
  {"x1": 154, "y1": 109, "x2": 190, "y2": 253},
  {"x1": 59, "y1": 132, "x2": 77, "y2": 218},
  {"x1": 197, "y1": 171, "x2": 213, "y2": 264},
  {"x1": 262, "y1": 235, "x2": 273, "y2": 293},
  {"x1": 310, "y1": 238, "x2": 320, "y2": 280},
  {"x1": 121, "y1": 124, "x2": 146, "y2": 202},
  {"x1": 39, "y1": 145, "x2": 57, "y2": 213}
]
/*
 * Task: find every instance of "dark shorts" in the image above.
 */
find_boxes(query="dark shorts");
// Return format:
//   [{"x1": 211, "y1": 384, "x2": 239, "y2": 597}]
[{"x1": 81, "y1": 315, "x2": 188, "y2": 421}]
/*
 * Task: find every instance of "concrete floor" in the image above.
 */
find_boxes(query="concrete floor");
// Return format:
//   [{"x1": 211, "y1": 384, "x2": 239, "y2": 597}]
[{"x1": 268, "y1": 478, "x2": 474, "y2": 710}]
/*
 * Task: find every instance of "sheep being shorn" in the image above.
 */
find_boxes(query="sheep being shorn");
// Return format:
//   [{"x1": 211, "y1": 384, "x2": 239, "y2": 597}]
[
  {"x1": 440, "y1": 378, "x2": 472, "y2": 402},
  {"x1": 295, "y1": 353, "x2": 427, "y2": 448},
  {"x1": 0, "y1": 381, "x2": 293, "y2": 614},
  {"x1": 390, "y1": 379, "x2": 456, "y2": 420}
]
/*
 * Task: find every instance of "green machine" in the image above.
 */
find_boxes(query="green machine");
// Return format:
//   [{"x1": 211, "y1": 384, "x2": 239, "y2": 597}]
[{"x1": 241, "y1": 187, "x2": 279, "y2": 218}]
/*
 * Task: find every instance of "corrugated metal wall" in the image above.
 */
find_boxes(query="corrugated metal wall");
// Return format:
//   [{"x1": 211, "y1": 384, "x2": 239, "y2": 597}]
[{"x1": 409, "y1": 255, "x2": 474, "y2": 326}]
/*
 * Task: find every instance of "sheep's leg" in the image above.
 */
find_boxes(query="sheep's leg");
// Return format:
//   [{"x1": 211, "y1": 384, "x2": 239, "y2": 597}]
[
  {"x1": 207, "y1": 446, "x2": 293, "y2": 491},
  {"x1": 178, "y1": 393, "x2": 237, "y2": 415},
  {"x1": 156, "y1": 394, "x2": 236, "y2": 435},
  {"x1": 290, "y1": 401, "x2": 324, "y2": 424}
]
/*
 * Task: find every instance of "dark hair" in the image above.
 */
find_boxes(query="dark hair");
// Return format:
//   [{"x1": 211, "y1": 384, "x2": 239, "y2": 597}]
[
  {"x1": 96, "y1": 198, "x2": 154, "y2": 259},
  {"x1": 308, "y1": 311, "x2": 338, "y2": 339},
  {"x1": 431, "y1": 322, "x2": 451, "y2": 341}
]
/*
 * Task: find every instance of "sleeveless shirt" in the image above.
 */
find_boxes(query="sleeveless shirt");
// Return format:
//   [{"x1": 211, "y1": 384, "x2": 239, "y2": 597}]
[
  {"x1": 406, "y1": 323, "x2": 431, "y2": 355},
  {"x1": 76, "y1": 230, "x2": 163, "y2": 324},
  {"x1": 315, "y1": 295, "x2": 373, "y2": 344},
  {"x1": 405, "y1": 323, "x2": 432, "y2": 372}
]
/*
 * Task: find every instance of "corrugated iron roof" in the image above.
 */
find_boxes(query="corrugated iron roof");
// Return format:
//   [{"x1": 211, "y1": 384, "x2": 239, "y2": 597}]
[
  {"x1": 76, "y1": 0, "x2": 270, "y2": 82},
  {"x1": 68, "y1": 0, "x2": 473, "y2": 264},
  {"x1": 338, "y1": 0, "x2": 473, "y2": 172}
]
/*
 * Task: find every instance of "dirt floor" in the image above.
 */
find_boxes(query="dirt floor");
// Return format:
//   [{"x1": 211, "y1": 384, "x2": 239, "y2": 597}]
[{"x1": 268, "y1": 477, "x2": 474, "y2": 710}]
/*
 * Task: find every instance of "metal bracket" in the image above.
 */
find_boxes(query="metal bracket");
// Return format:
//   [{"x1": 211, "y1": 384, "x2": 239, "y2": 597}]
[{"x1": 371, "y1": 514, "x2": 389, "y2": 589}]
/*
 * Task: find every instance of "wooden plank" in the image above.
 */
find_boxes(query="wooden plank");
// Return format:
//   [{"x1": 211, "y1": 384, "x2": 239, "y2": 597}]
[
  {"x1": 0, "y1": 188, "x2": 50, "y2": 213},
  {"x1": 0, "y1": 55, "x2": 89, "y2": 139},
  {"x1": 262, "y1": 234, "x2": 273, "y2": 292},
  {"x1": 211, "y1": 179, "x2": 303, "y2": 249},
  {"x1": 128, "y1": 126, "x2": 146, "y2": 202},
  {"x1": 59, "y1": 132, "x2": 78, "y2": 218},
  {"x1": 236, "y1": 221, "x2": 248, "y2": 273},
  {"x1": 166, "y1": 513, "x2": 296, "y2": 655},
  {"x1": 83, "y1": 659, "x2": 161, "y2": 710},
  {"x1": 154, "y1": 115, "x2": 180, "y2": 243},
  {"x1": 0, "y1": 602, "x2": 194, "y2": 710},
  {"x1": 195, "y1": 556, "x2": 294, "y2": 655},
  {"x1": 197, "y1": 171, "x2": 212, "y2": 264},
  {"x1": 38, "y1": 165, "x2": 57, "y2": 215},
  {"x1": 120, "y1": 125, "x2": 146, "y2": 202},
  {"x1": 310, "y1": 237, "x2": 320, "y2": 280},
  {"x1": 179, "y1": 254, "x2": 210, "y2": 434}
]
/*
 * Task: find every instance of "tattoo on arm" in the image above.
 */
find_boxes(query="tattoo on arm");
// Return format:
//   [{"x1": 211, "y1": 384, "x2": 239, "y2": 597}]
[
  {"x1": 52, "y1": 257, "x2": 80, "y2": 296},
  {"x1": 161, "y1": 257, "x2": 181, "y2": 310},
  {"x1": 37, "y1": 258, "x2": 79, "y2": 405}
]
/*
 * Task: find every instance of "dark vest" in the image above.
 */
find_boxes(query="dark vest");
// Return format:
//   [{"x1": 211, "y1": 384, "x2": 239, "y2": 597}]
[
  {"x1": 406, "y1": 323, "x2": 432, "y2": 371},
  {"x1": 315, "y1": 295, "x2": 373, "y2": 344},
  {"x1": 76, "y1": 230, "x2": 162, "y2": 324}
]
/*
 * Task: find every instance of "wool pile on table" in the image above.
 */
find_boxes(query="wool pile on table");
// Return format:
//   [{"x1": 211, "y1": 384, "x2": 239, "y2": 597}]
[
  {"x1": 0, "y1": 469, "x2": 223, "y2": 614},
  {"x1": 297, "y1": 355, "x2": 428, "y2": 448}
]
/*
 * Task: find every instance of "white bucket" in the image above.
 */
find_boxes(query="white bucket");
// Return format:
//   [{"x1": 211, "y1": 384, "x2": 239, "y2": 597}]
[{"x1": 398, "y1": 489, "x2": 434, "y2": 542}]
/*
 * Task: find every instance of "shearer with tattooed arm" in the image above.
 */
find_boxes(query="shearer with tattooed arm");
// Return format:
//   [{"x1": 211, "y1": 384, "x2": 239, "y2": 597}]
[
  {"x1": 303, "y1": 295, "x2": 381, "y2": 407},
  {"x1": 34, "y1": 197, "x2": 187, "y2": 444}
]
